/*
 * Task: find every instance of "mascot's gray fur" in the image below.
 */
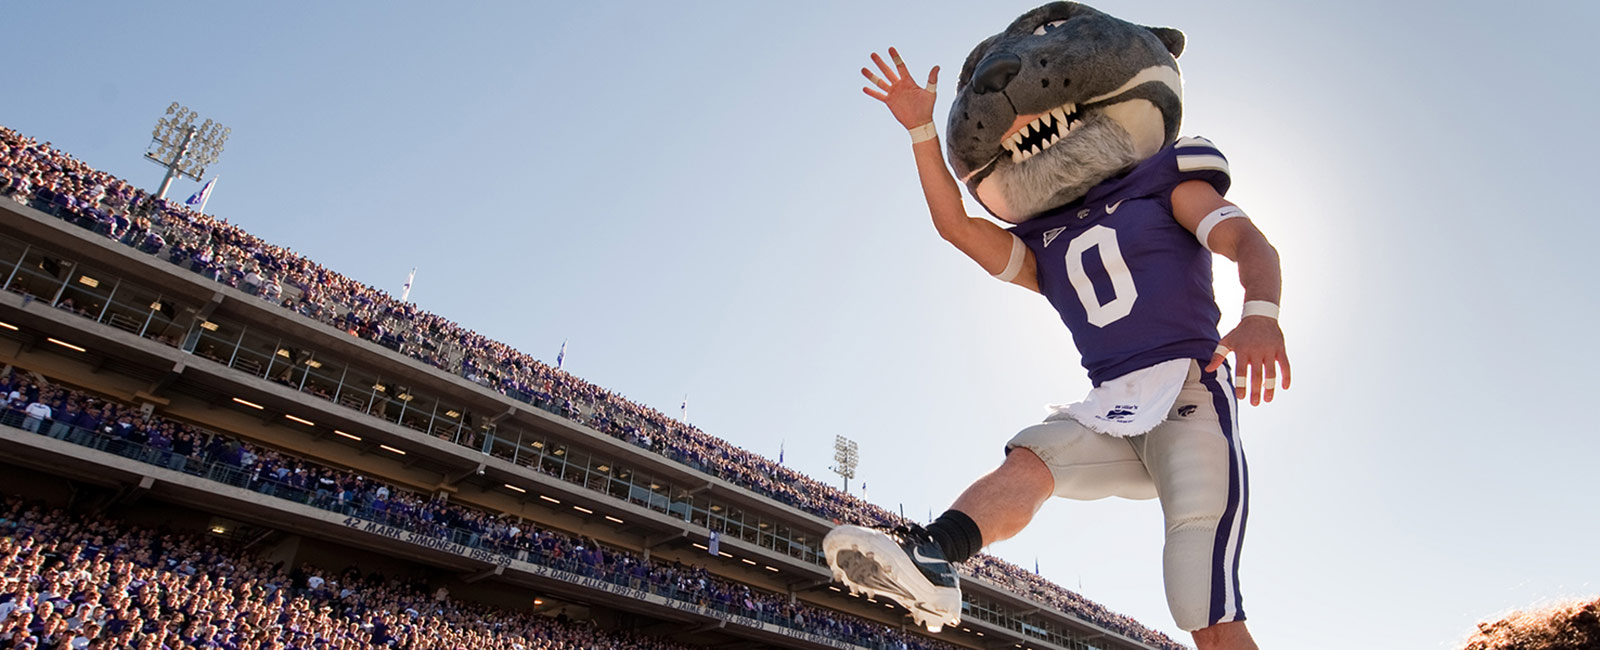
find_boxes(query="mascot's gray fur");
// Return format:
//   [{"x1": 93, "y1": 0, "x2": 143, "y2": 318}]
[{"x1": 947, "y1": 2, "x2": 1186, "y2": 223}]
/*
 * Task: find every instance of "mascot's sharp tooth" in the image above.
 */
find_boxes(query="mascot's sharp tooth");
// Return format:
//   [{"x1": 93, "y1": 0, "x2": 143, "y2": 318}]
[
  {"x1": 1041, "y1": 113, "x2": 1053, "y2": 127},
  {"x1": 1052, "y1": 107, "x2": 1066, "y2": 121}
]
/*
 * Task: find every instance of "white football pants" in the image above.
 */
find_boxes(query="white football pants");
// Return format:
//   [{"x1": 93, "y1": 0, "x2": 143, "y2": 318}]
[{"x1": 1006, "y1": 360, "x2": 1248, "y2": 632}]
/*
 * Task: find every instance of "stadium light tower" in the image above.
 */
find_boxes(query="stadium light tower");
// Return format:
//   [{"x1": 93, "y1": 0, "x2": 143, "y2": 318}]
[
  {"x1": 830, "y1": 435, "x2": 858, "y2": 493},
  {"x1": 145, "y1": 102, "x2": 230, "y2": 200}
]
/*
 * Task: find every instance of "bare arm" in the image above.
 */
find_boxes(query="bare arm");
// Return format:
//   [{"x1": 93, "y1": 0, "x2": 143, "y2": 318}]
[
  {"x1": 863, "y1": 48, "x2": 1037, "y2": 292},
  {"x1": 1171, "y1": 179, "x2": 1290, "y2": 405}
]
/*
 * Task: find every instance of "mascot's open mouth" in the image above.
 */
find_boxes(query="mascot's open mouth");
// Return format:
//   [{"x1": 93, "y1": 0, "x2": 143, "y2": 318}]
[{"x1": 1002, "y1": 102, "x2": 1083, "y2": 164}]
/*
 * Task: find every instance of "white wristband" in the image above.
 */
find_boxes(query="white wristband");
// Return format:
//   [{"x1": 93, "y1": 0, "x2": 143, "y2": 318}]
[
  {"x1": 909, "y1": 122, "x2": 938, "y2": 144},
  {"x1": 1242, "y1": 300, "x2": 1279, "y2": 320}
]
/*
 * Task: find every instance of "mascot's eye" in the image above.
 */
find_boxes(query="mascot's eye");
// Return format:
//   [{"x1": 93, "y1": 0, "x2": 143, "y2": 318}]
[{"x1": 1033, "y1": 19, "x2": 1067, "y2": 36}]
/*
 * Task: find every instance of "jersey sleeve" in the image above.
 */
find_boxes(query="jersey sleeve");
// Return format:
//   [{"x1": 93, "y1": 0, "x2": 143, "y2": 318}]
[{"x1": 1166, "y1": 136, "x2": 1231, "y2": 197}]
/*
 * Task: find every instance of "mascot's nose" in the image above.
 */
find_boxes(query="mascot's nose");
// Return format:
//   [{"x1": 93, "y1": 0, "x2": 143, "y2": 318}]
[{"x1": 972, "y1": 52, "x2": 1022, "y2": 94}]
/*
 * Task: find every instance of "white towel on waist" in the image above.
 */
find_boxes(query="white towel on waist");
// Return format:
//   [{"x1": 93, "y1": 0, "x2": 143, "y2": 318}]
[{"x1": 1047, "y1": 358, "x2": 1191, "y2": 437}]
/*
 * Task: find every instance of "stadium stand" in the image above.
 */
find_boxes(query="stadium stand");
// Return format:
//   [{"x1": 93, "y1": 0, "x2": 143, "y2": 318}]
[
  {"x1": 0, "y1": 124, "x2": 1184, "y2": 650},
  {"x1": 0, "y1": 494, "x2": 706, "y2": 649},
  {"x1": 0, "y1": 371, "x2": 959, "y2": 650}
]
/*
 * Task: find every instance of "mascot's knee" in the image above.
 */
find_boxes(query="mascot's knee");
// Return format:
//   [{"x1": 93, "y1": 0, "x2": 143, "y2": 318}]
[
  {"x1": 1001, "y1": 444, "x2": 1053, "y2": 482},
  {"x1": 1165, "y1": 513, "x2": 1223, "y2": 538},
  {"x1": 1170, "y1": 604, "x2": 1215, "y2": 634},
  {"x1": 1003, "y1": 443, "x2": 1046, "y2": 465},
  {"x1": 1005, "y1": 421, "x2": 1092, "y2": 457},
  {"x1": 1162, "y1": 488, "x2": 1229, "y2": 535}
]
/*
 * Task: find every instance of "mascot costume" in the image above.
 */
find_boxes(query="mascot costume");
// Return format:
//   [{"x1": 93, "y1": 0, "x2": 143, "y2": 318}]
[{"x1": 823, "y1": 4, "x2": 1289, "y2": 648}]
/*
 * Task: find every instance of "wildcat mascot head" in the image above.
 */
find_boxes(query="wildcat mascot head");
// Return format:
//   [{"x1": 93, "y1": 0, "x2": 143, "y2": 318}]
[{"x1": 947, "y1": 2, "x2": 1186, "y2": 223}]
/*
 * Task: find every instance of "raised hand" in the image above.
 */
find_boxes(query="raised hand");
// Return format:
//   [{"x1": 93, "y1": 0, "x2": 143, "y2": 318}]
[
  {"x1": 862, "y1": 47, "x2": 940, "y2": 130},
  {"x1": 1207, "y1": 317, "x2": 1291, "y2": 406}
]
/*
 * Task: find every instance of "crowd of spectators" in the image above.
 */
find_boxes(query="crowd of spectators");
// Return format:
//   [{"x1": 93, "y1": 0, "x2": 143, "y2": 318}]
[
  {"x1": 0, "y1": 493, "x2": 716, "y2": 650},
  {"x1": 0, "y1": 125, "x2": 1183, "y2": 650},
  {"x1": 0, "y1": 371, "x2": 955, "y2": 650}
]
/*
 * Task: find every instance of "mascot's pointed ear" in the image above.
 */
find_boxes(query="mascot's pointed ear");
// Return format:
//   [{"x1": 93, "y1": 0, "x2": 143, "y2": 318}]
[{"x1": 1147, "y1": 26, "x2": 1185, "y2": 58}]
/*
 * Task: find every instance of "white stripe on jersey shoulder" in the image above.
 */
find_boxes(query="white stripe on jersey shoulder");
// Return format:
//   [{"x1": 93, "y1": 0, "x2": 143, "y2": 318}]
[
  {"x1": 1176, "y1": 153, "x2": 1230, "y2": 176},
  {"x1": 1175, "y1": 136, "x2": 1216, "y2": 148}
]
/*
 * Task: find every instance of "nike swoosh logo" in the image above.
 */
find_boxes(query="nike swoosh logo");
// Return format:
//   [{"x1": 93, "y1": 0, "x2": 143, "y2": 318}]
[
  {"x1": 911, "y1": 547, "x2": 940, "y2": 564},
  {"x1": 1105, "y1": 199, "x2": 1126, "y2": 214}
]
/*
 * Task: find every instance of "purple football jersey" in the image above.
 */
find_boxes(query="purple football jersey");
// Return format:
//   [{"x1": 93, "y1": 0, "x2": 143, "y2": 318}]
[{"x1": 1009, "y1": 137, "x2": 1232, "y2": 385}]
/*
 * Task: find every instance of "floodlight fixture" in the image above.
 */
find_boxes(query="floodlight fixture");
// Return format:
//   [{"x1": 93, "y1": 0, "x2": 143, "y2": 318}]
[
  {"x1": 144, "y1": 102, "x2": 230, "y2": 200},
  {"x1": 831, "y1": 435, "x2": 859, "y2": 492}
]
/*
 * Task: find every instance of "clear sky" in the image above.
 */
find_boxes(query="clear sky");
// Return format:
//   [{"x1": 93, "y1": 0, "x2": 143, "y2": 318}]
[{"x1": 5, "y1": 1, "x2": 1597, "y2": 647}]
